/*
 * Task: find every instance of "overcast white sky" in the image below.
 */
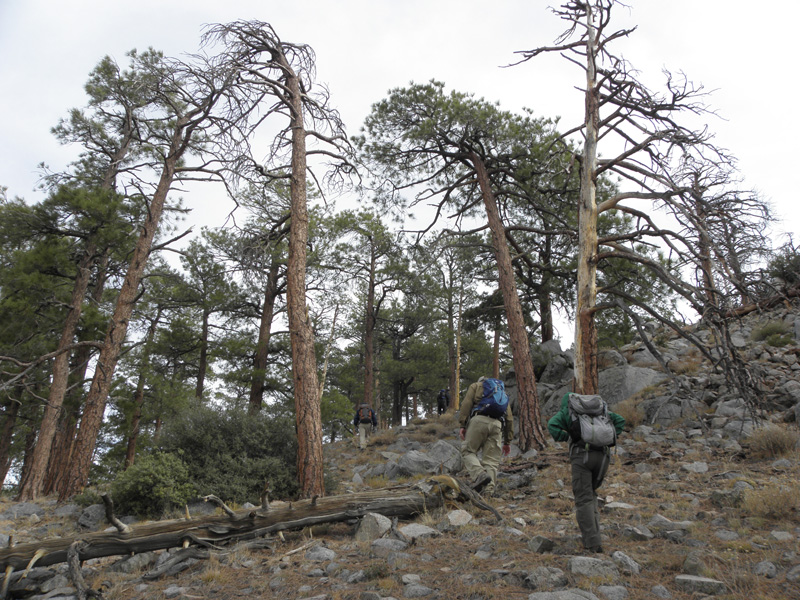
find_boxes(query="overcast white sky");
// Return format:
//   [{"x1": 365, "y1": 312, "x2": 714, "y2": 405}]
[{"x1": 0, "y1": 1, "x2": 796, "y2": 240}]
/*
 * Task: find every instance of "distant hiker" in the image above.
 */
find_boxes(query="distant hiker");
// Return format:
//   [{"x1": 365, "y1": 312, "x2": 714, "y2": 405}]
[
  {"x1": 436, "y1": 388, "x2": 450, "y2": 415},
  {"x1": 353, "y1": 402, "x2": 378, "y2": 450},
  {"x1": 458, "y1": 376, "x2": 513, "y2": 496},
  {"x1": 547, "y1": 392, "x2": 625, "y2": 554}
]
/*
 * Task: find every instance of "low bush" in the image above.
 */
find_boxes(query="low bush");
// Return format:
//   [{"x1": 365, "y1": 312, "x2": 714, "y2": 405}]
[
  {"x1": 111, "y1": 452, "x2": 195, "y2": 518},
  {"x1": 159, "y1": 405, "x2": 300, "y2": 504},
  {"x1": 613, "y1": 396, "x2": 645, "y2": 429},
  {"x1": 741, "y1": 482, "x2": 799, "y2": 520},
  {"x1": 751, "y1": 321, "x2": 791, "y2": 346},
  {"x1": 746, "y1": 424, "x2": 798, "y2": 458}
]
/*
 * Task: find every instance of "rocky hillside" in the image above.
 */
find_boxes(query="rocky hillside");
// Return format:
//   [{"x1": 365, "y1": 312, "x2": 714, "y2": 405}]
[{"x1": 0, "y1": 300, "x2": 798, "y2": 600}]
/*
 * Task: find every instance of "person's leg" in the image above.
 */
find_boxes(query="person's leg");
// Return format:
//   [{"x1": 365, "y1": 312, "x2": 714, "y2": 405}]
[
  {"x1": 359, "y1": 423, "x2": 369, "y2": 449},
  {"x1": 571, "y1": 450, "x2": 602, "y2": 550},
  {"x1": 461, "y1": 418, "x2": 490, "y2": 482},
  {"x1": 479, "y1": 420, "x2": 503, "y2": 494}
]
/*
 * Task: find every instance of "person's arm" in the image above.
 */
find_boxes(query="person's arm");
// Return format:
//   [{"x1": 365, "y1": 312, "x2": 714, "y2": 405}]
[
  {"x1": 502, "y1": 405, "x2": 514, "y2": 446},
  {"x1": 459, "y1": 383, "x2": 478, "y2": 439},
  {"x1": 547, "y1": 394, "x2": 572, "y2": 442},
  {"x1": 610, "y1": 411, "x2": 625, "y2": 436}
]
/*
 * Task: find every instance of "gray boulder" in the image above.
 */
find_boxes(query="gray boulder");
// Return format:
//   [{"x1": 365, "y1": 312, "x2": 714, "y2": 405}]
[
  {"x1": 77, "y1": 504, "x2": 107, "y2": 530},
  {"x1": 355, "y1": 513, "x2": 392, "y2": 542},
  {"x1": 599, "y1": 365, "x2": 667, "y2": 407}
]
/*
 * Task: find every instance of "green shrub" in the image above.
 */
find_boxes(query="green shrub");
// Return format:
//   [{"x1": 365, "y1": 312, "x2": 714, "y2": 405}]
[
  {"x1": 111, "y1": 453, "x2": 195, "y2": 518},
  {"x1": 160, "y1": 405, "x2": 299, "y2": 504},
  {"x1": 751, "y1": 321, "x2": 790, "y2": 343},
  {"x1": 768, "y1": 241, "x2": 800, "y2": 288}
]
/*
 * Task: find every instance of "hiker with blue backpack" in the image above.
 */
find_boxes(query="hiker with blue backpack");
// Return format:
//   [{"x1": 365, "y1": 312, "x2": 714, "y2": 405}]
[
  {"x1": 458, "y1": 376, "x2": 514, "y2": 496},
  {"x1": 547, "y1": 392, "x2": 625, "y2": 554}
]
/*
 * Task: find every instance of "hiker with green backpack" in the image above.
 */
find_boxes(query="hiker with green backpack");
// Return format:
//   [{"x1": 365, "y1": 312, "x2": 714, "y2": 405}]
[
  {"x1": 547, "y1": 392, "x2": 625, "y2": 554},
  {"x1": 458, "y1": 376, "x2": 514, "y2": 496}
]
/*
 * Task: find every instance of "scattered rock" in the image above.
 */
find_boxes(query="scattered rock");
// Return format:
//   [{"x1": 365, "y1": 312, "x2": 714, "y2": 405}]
[
  {"x1": 675, "y1": 574, "x2": 727, "y2": 595},
  {"x1": 355, "y1": 512, "x2": 392, "y2": 541}
]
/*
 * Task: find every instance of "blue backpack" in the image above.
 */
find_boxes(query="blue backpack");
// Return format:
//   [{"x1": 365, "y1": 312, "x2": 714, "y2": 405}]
[{"x1": 473, "y1": 378, "x2": 509, "y2": 418}]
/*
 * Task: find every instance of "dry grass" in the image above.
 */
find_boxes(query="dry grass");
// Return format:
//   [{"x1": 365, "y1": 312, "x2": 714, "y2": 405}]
[
  {"x1": 613, "y1": 396, "x2": 645, "y2": 429},
  {"x1": 741, "y1": 480, "x2": 800, "y2": 520},
  {"x1": 746, "y1": 424, "x2": 799, "y2": 459}
]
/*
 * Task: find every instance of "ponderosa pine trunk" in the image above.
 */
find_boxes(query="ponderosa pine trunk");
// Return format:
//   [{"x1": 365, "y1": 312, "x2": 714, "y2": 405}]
[
  {"x1": 471, "y1": 152, "x2": 546, "y2": 451},
  {"x1": 574, "y1": 3, "x2": 600, "y2": 396},
  {"x1": 195, "y1": 309, "x2": 210, "y2": 400},
  {"x1": 124, "y1": 312, "x2": 161, "y2": 468},
  {"x1": 249, "y1": 261, "x2": 281, "y2": 413},
  {"x1": 17, "y1": 243, "x2": 96, "y2": 501},
  {"x1": 60, "y1": 151, "x2": 181, "y2": 501},
  {"x1": 539, "y1": 236, "x2": 554, "y2": 343},
  {"x1": 363, "y1": 244, "x2": 377, "y2": 409},
  {"x1": 43, "y1": 252, "x2": 109, "y2": 496},
  {"x1": 284, "y1": 61, "x2": 324, "y2": 498},
  {"x1": 0, "y1": 401, "x2": 20, "y2": 487}
]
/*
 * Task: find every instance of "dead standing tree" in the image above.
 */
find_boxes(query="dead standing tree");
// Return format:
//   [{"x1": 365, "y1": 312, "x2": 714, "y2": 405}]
[
  {"x1": 204, "y1": 21, "x2": 356, "y2": 498},
  {"x1": 513, "y1": 0, "x2": 772, "y2": 407}
]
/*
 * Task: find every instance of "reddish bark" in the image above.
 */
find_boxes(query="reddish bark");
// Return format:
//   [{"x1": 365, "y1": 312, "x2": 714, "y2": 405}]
[
  {"x1": 249, "y1": 261, "x2": 281, "y2": 413},
  {"x1": 283, "y1": 58, "x2": 324, "y2": 498},
  {"x1": 17, "y1": 244, "x2": 95, "y2": 501},
  {"x1": 0, "y1": 401, "x2": 20, "y2": 487},
  {"x1": 60, "y1": 152, "x2": 181, "y2": 500},
  {"x1": 471, "y1": 152, "x2": 546, "y2": 451}
]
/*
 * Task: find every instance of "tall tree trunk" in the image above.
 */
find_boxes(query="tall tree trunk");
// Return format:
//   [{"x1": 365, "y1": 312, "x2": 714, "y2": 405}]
[
  {"x1": 42, "y1": 403, "x2": 79, "y2": 496},
  {"x1": 284, "y1": 64, "x2": 323, "y2": 498},
  {"x1": 124, "y1": 312, "x2": 161, "y2": 468},
  {"x1": 0, "y1": 401, "x2": 20, "y2": 487},
  {"x1": 249, "y1": 261, "x2": 281, "y2": 413},
  {"x1": 492, "y1": 311, "x2": 501, "y2": 379},
  {"x1": 318, "y1": 304, "x2": 339, "y2": 401},
  {"x1": 124, "y1": 372, "x2": 146, "y2": 470},
  {"x1": 363, "y1": 244, "x2": 377, "y2": 408},
  {"x1": 60, "y1": 152, "x2": 180, "y2": 501},
  {"x1": 446, "y1": 272, "x2": 457, "y2": 403},
  {"x1": 195, "y1": 309, "x2": 210, "y2": 400},
  {"x1": 44, "y1": 252, "x2": 109, "y2": 496},
  {"x1": 539, "y1": 236, "x2": 554, "y2": 343},
  {"x1": 454, "y1": 286, "x2": 464, "y2": 412},
  {"x1": 374, "y1": 357, "x2": 382, "y2": 428},
  {"x1": 17, "y1": 243, "x2": 96, "y2": 501},
  {"x1": 17, "y1": 405, "x2": 42, "y2": 491},
  {"x1": 574, "y1": 3, "x2": 600, "y2": 396},
  {"x1": 471, "y1": 151, "x2": 546, "y2": 451}
]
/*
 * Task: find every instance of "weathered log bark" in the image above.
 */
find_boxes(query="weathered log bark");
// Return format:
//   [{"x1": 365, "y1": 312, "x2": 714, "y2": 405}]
[{"x1": 0, "y1": 477, "x2": 491, "y2": 571}]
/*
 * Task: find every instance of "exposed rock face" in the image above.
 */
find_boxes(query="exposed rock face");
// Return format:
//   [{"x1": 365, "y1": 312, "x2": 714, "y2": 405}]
[{"x1": 507, "y1": 298, "x2": 800, "y2": 433}]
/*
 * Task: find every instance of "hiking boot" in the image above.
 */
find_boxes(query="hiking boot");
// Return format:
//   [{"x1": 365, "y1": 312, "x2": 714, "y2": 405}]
[
  {"x1": 588, "y1": 545, "x2": 604, "y2": 554},
  {"x1": 471, "y1": 473, "x2": 492, "y2": 493}
]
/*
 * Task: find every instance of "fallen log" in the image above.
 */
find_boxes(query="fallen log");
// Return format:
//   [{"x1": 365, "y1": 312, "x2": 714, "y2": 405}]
[{"x1": 0, "y1": 476, "x2": 491, "y2": 572}]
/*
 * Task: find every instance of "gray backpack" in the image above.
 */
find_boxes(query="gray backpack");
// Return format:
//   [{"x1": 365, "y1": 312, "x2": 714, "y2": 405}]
[{"x1": 567, "y1": 393, "x2": 616, "y2": 448}]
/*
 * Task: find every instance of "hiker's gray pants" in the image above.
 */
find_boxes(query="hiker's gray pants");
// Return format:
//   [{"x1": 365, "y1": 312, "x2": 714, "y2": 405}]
[
  {"x1": 461, "y1": 415, "x2": 502, "y2": 493},
  {"x1": 358, "y1": 422, "x2": 371, "y2": 449},
  {"x1": 570, "y1": 446, "x2": 609, "y2": 549}
]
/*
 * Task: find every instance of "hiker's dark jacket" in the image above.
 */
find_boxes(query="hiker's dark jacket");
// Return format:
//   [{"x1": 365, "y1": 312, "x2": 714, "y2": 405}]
[{"x1": 353, "y1": 405, "x2": 377, "y2": 427}]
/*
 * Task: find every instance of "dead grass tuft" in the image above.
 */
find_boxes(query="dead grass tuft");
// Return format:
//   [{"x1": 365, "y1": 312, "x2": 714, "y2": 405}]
[
  {"x1": 613, "y1": 396, "x2": 645, "y2": 429},
  {"x1": 745, "y1": 424, "x2": 799, "y2": 459},
  {"x1": 741, "y1": 481, "x2": 799, "y2": 519}
]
